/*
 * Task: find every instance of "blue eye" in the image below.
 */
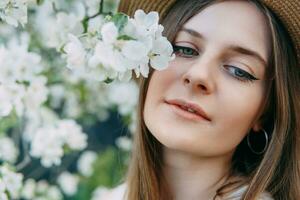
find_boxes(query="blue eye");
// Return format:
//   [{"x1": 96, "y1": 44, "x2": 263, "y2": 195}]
[
  {"x1": 173, "y1": 45, "x2": 199, "y2": 58},
  {"x1": 224, "y1": 65, "x2": 258, "y2": 82}
]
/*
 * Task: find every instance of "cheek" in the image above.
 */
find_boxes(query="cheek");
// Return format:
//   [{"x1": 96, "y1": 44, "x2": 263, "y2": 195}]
[
  {"x1": 214, "y1": 84, "x2": 265, "y2": 146},
  {"x1": 143, "y1": 68, "x2": 179, "y2": 145},
  {"x1": 144, "y1": 65, "x2": 180, "y2": 107}
]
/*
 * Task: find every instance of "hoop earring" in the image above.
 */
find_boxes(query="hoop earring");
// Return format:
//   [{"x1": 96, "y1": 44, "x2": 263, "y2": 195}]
[{"x1": 247, "y1": 128, "x2": 269, "y2": 155}]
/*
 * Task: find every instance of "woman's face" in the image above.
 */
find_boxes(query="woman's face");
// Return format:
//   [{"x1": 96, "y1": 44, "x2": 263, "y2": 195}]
[{"x1": 144, "y1": 0, "x2": 271, "y2": 157}]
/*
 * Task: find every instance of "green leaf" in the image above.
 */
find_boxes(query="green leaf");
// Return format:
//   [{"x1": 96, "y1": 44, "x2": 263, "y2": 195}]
[
  {"x1": 37, "y1": 0, "x2": 44, "y2": 5},
  {"x1": 111, "y1": 13, "x2": 128, "y2": 32},
  {"x1": 117, "y1": 35, "x2": 135, "y2": 41},
  {"x1": 0, "y1": 113, "x2": 18, "y2": 133}
]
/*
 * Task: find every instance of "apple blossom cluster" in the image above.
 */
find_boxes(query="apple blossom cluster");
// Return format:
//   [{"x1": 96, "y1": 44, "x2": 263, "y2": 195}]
[
  {"x1": 0, "y1": 165, "x2": 23, "y2": 200},
  {"x1": 63, "y1": 9, "x2": 174, "y2": 82},
  {"x1": 0, "y1": 34, "x2": 48, "y2": 117},
  {"x1": 0, "y1": 0, "x2": 30, "y2": 27},
  {"x1": 30, "y1": 119, "x2": 88, "y2": 167},
  {"x1": 21, "y1": 179, "x2": 63, "y2": 200}
]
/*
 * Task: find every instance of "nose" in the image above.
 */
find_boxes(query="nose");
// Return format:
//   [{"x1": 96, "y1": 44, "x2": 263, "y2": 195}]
[{"x1": 181, "y1": 57, "x2": 216, "y2": 95}]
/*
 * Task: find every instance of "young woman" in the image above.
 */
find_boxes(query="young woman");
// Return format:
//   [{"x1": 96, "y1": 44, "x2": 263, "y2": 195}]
[{"x1": 103, "y1": 0, "x2": 300, "y2": 199}]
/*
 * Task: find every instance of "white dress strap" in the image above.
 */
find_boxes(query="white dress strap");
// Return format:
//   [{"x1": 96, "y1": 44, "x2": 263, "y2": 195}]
[{"x1": 226, "y1": 185, "x2": 274, "y2": 200}]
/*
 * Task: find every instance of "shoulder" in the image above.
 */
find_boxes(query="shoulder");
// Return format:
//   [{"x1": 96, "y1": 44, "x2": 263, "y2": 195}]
[
  {"x1": 98, "y1": 183, "x2": 127, "y2": 200},
  {"x1": 227, "y1": 185, "x2": 274, "y2": 200}
]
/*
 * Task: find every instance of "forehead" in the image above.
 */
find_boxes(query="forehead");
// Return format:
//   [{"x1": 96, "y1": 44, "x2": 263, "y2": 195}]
[{"x1": 180, "y1": 0, "x2": 271, "y2": 62}]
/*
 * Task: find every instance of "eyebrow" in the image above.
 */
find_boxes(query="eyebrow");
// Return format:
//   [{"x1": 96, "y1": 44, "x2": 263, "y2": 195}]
[{"x1": 180, "y1": 28, "x2": 267, "y2": 66}]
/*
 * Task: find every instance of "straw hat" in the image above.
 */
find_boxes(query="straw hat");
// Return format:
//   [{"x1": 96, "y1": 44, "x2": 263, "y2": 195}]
[{"x1": 118, "y1": 0, "x2": 300, "y2": 62}]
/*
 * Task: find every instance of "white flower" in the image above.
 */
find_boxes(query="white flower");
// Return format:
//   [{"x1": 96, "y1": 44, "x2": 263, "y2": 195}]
[
  {"x1": 0, "y1": 34, "x2": 42, "y2": 84},
  {"x1": 133, "y1": 10, "x2": 159, "y2": 36},
  {"x1": 0, "y1": 86, "x2": 13, "y2": 117},
  {"x1": 64, "y1": 34, "x2": 86, "y2": 70},
  {"x1": 0, "y1": 165, "x2": 23, "y2": 199},
  {"x1": 57, "y1": 119, "x2": 88, "y2": 151},
  {"x1": 150, "y1": 36, "x2": 174, "y2": 70},
  {"x1": 23, "y1": 107, "x2": 59, "y2": 142},
  {"x1": 0, "y1": 35, "x2": 47, "y2": 117},
  {"x1": 91, "y1": 41, "x2": 127, "y2": 72},
  {"x1": 101, "y1": 22, "x2": 118, "y2": 44},
  {"x1": 47, "y1": 185, "x2": 63, "y2": 200},
  {"x1": 116, "y1": 136, "x2": 132, "y2": 151},
  {"x1": 87, "y1": 15, "x2": 104, "y2": 34},
  {"x1": 84, "y1": 0, "x2": 101, "y2": 16},
  {"x1": 62, "y1": 9, "x2": 174, "y2": 82},
  {"x1": 35, "y1": 4, "x2": 84, "y2": 49},
  {"x1": 0, "y1": 0, "x2": 28, "y2": 27},
  {"x1": 108, "y1": 81, "x2": 138, "y2": 115},
  {"x1": 30, "y1": 126, "x2": 64, "y2": 167},
  {"x1": 122, "y1": 40, "x2": 149, "y2": 62},
  {"x1": 0, "y1": 137, "x2": 18, "y2": 163},
  {"x1": 30, "y1": 118, "x2": 87, "y2": 167},
  {"x1": 34, "y1": 180, "x2": 63, "y2": 200},
  {"x1": 21, "y1": 179, "x2": 36, "y2": 199},
  {"x1": 0, "y1": 179, "x2": 8, "y2": 200},
  {"x1": 24, "y1": 76, "x2": 49, "y2": 112},
  {"x1": 62, "y1": 92, "x2": 82, "y2": 118},
  {"x1": 57, "y1": 172, "x2": 79, "y2": 196},
  {"x1": 77, "y1": 151, "x2": 97, "y2": 177},
  {"x1": 35, "y1": 180, "x2": 49, "y2": 194}
]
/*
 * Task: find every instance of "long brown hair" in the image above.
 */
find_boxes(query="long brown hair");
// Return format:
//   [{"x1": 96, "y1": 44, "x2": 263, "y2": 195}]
[{"x1": 125, "y1": 0, "x2": 300, "y2": 199}]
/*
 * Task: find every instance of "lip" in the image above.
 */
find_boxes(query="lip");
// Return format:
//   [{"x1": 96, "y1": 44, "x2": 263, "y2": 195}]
[{"x1": 165, "y1": 98, "x2": 211, "y2": 121}]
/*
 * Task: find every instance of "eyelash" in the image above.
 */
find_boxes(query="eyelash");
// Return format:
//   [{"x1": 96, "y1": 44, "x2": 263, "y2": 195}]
[{"x1": 172, "y1": 44, "x2": 258, "y2": 83}]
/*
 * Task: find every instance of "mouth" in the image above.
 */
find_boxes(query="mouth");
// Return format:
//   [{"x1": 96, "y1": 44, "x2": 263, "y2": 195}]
[{"x1": 165, "y1": 99, "x2": 211, "y2": 122}]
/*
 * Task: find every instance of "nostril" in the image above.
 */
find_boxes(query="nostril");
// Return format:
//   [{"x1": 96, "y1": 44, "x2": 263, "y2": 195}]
[{"x1": 198, "y1": 84, "x2": 207, "y2": 91}]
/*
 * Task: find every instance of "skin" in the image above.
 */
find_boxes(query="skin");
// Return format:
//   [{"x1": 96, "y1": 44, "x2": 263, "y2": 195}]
[{"x1": 143, "y1": 0, "x2": 271, "y2": 199}]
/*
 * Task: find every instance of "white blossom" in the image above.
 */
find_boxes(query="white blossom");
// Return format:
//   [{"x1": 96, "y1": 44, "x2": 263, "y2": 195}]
[
  {"x1": 21, "y1": 179, "x2": 36, "y2": 199},
  {"x1": 34, "y1": 2, "x2": 84, "y2": 49},
  {"x1": 57, "y1": 172, "x2": 79, "y2": 196},
  {"x1": 0, "y1": 35, "x2": 47, "y2": 118},
  {"x1": 0, "y1": 180, "x2": 8, "y2": 200},
  {"x1": 77, "y1": 151, "x2": 97, "y2": 177},
  {"x1": 0, "y1": 165, "x2": 23, "y2": 199},
  {"x1": 107, "y1": 81, "x2": 139, "y2": 115},
  {"x1": 83, "y1": 0, "x2": 101, "y2": 16},
  {"x1": 62, "y1": 92, "x2": 82, "y2": 118},
  {"x1": 149, "y1": 36, "x2": 175, "y2": 70},
  {"x1": 64, "y1": 34, "x2": 86, "y2": 70},
  {"x1": 0, "y1": 86, "x2": 13, "y2": 117},
  {"x1": 0, "y1": 137, "x2": 18, "y2": 163},
  {"x1": 23, "y1": 77, "x2": 49, "y2": 112},
  {"x1": 23, "y1": 107, "x2": 59, "y2": 142},
  {"x1": 87, "y1": 15, "x2": 104, "y2": 34},
  {"x1": 30, "y1": 126, "x2": 64, "y2": 167},
  {"x1": 0, "y1": 0, "x2": 28, "y2": 27},
  {"x1": 46, "y1": 185, "x2": 63, "y2": 200},
  {"x1": 57, "y1": 119, "x2": 88, "y2": 151},
  {"x1": 133, "y1": 9, "x2": 160, "y2": 36},
  {"x1": 116, "y1": 136, "x2": 132, "y2": 151},
  {"x1": 30, "y1": 119, "x2": 87, "y2": 167},
  {"x1": 36, "y1": 181, "x2": 63, "y2": 200}
]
